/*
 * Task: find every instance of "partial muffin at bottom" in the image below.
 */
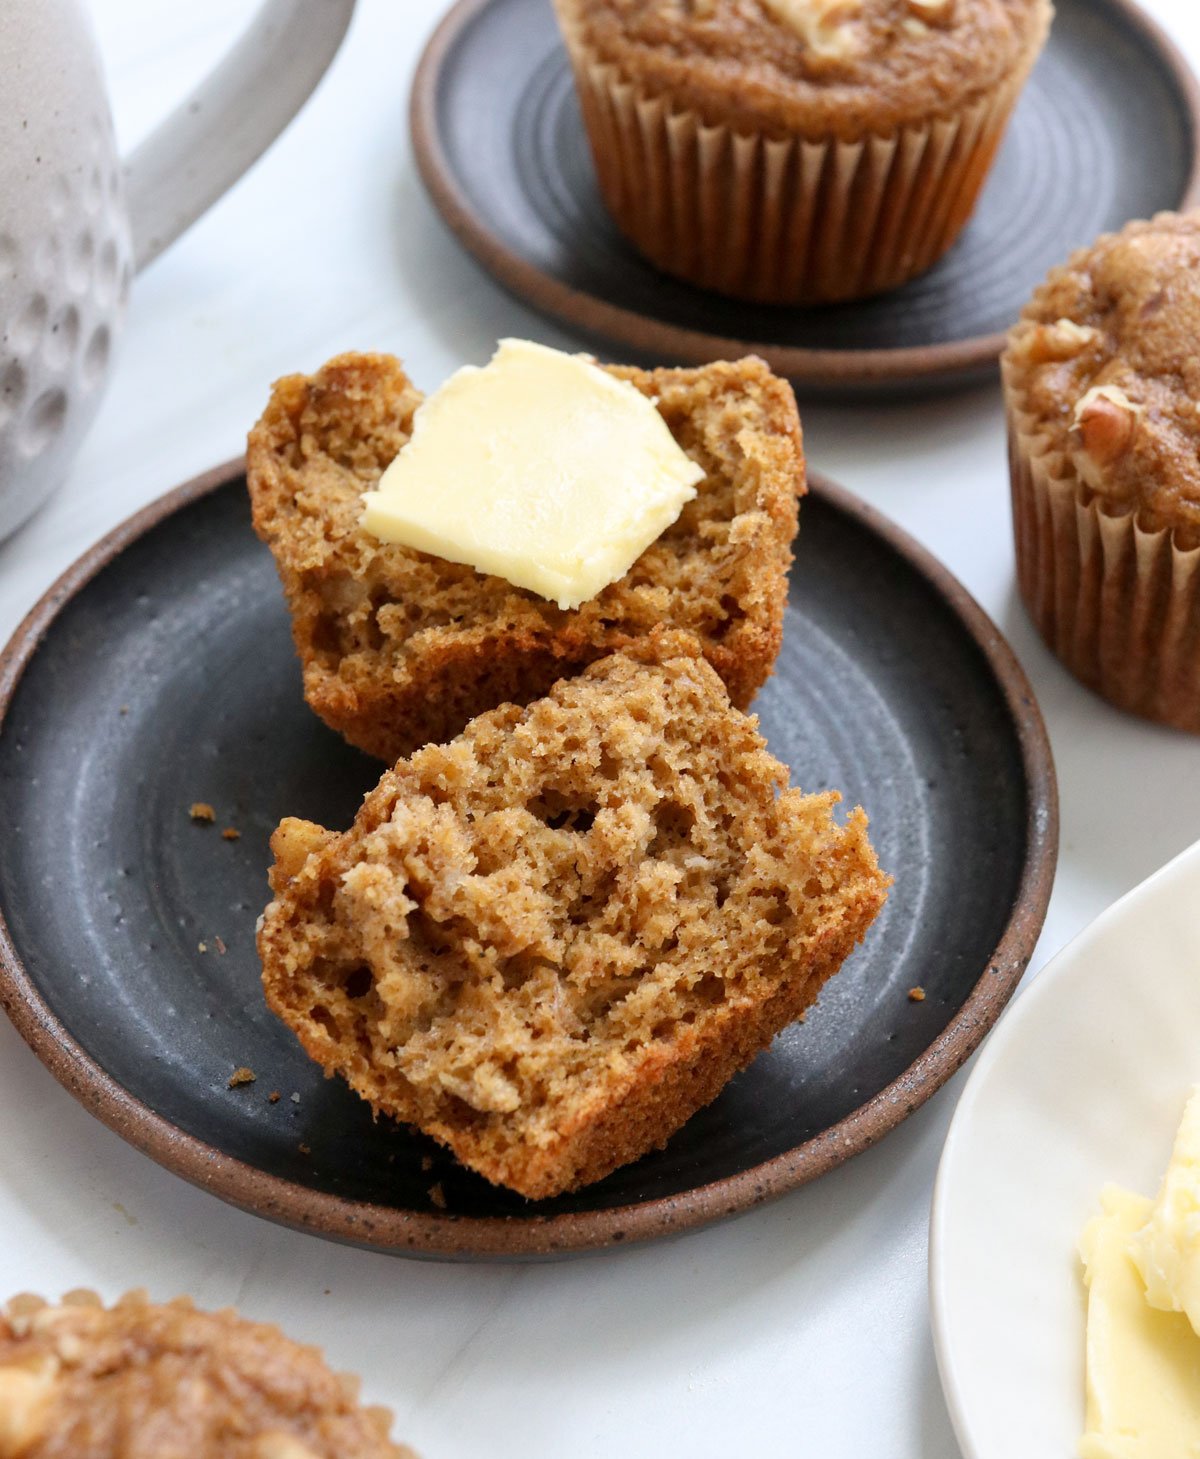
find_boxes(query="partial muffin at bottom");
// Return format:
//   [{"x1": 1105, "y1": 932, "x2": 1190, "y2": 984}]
[
  {"x1": 0, "y1": 1289, "x2": 415, "y2": 1459},
  {"x1": 257, "y1": 635, "x2": 889, "y2": 1200}
]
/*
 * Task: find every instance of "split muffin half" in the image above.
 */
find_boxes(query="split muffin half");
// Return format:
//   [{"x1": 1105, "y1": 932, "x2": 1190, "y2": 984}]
[{"x1": 258, "y1": 636, "x2": 888, "y2": 1199}]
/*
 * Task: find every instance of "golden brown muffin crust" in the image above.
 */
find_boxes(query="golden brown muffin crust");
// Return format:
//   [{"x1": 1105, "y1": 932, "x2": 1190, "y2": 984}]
[
  {"x1": 0, "y1": 1291, "x2": 414, "y2": 1459},
  {"x1": 258, "y1": 635, "x2": 889, "y2": 1199},
  {"x1": 559, "y1": 0, "x2": 1051, "y2": 136},
  {"x1": 1006, "y1": 211, "x2": 1200, "y2": 550},
  {"x1": 248, "y1": 351, "x2": 802, "y2": 763}
]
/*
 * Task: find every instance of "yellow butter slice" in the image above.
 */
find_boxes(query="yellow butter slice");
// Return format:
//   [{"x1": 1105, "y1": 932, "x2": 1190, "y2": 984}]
[
  {"x1": 361, "y1": 339, "x2": 703, "y2": 611},
  {"x1": 1129, "y1": 1087, "x2": 1200, "y2": 1338},
  {"x1": 1079, "y1": 1185, "x2": 1200, "y2": 1459}
]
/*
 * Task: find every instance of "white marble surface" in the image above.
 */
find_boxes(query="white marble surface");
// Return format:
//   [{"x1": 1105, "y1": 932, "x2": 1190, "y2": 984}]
[{"x1": 0, "y1": 2, "x2": 1198, "y2": 1454}]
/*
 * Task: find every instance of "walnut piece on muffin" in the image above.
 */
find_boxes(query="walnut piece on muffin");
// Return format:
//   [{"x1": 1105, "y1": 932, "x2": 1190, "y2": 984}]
[
  {"x1": 1003, "y1": 210, "x2": 1200, "y2": 732},
  {"x1": 248, "y1": 351, "x2": 803, "y2": 763},
  {"x1": 258, "y1": 633, "x2": 889, "y2": 1200},
  {"x1": 0, "y1": 1289, "x2": 416, "y2": 1459}
]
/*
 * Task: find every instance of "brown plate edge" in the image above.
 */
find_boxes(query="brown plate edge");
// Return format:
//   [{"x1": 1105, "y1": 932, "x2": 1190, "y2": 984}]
[
  {"x1": 0, "y1": 459, "x2": 1059, "y2": 1261},
  {"x1": 408, "y1": 0, "x2": 1200, "y2": 390}
]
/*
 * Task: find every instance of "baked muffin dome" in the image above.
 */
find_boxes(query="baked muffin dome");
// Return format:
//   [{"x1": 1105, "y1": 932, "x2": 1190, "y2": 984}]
[
  {"x1": 572, "y1": 0, "x2": 1049, "y2": 136},
  {"x1": 1007, "y1": 211, "x2": 1200, "y2": 549}
]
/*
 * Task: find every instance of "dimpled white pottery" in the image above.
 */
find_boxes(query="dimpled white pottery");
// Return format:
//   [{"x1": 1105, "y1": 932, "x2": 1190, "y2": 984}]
[{"x1": 0, "y1": 0, "x2": 356, "y2": 540}]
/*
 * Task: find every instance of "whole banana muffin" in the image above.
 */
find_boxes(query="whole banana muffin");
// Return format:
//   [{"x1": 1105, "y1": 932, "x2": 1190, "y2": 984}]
[
  {"x1": 1004, "y1": 210, "x2": 1200, "y2": 731},
  {"x1": 555, "y1": 0, "x2": 1052, "y2": 302}
]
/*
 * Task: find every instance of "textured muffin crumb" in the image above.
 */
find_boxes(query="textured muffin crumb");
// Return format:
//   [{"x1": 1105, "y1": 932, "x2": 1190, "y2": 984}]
[
  {"x1": 258, "y1": 635, "x2": 888, "y2": 1199},
  {"x1": 247, "y1": 351, "x2": 802, "y2": 762},
  {"x1": 0, "y1": 1290, "x2": 415, "y2": 1459}
]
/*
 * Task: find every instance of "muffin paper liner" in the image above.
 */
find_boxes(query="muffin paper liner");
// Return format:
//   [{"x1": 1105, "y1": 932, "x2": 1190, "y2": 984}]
[
  {"x1": 1005, "y1": 357, "x2": 1200, "y2": 732},
  {"x1": 558, "y1": 12, "x2": 1040, "y2": 304}
]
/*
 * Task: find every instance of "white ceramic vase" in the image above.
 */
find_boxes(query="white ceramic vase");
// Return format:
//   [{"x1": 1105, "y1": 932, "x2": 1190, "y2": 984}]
[{"x1": 0, "y1": 0, "x2": 356, "y2": 540}]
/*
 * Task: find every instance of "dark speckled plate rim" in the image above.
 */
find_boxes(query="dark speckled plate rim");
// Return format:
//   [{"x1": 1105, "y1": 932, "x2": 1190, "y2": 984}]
[
  {"x1": 409, "y1": 0, "x2": 1200, "y2": 391},
  {"x1": 0, "y1": 458, "x2": 1057, "y2": 1260}
]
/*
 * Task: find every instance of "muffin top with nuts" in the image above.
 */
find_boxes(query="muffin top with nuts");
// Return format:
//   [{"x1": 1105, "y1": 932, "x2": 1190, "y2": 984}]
[
  {"x1": 0, "y1": 1291, "x2": 416, "y2": 1459},
  {"x1": 555, "y1": 0, "x2": 1051, "y2": 136},
  {"x1": 1005, "y1": 211, "x2": 1200, "y2": 550}
]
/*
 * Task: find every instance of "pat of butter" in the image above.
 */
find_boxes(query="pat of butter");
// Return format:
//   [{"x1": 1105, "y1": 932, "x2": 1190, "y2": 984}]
[
  {"x1": 1079, "y1": 1186, "x2": 1200, "y2": 1459},
  {"x1": 361, "y1": 339, "x2": 703, "y2": 611},
  {"x1": 1130, "y1": 1087, "x2": 1200, "y2": 1336}
]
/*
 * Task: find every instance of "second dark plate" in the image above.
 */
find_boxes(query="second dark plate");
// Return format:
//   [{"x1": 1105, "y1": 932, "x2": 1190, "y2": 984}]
[
  {"x1": 0, "y1": 463, "x2": 1055, "y2": 1259},
  {"x1": 412, "y1": 0, "x2": 1200, "y2": 396}
]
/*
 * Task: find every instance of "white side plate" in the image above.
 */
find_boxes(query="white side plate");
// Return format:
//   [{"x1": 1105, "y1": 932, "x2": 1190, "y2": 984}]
[{"x1": 930, "y1": 838, "x2": 1200, "y2": 1459}]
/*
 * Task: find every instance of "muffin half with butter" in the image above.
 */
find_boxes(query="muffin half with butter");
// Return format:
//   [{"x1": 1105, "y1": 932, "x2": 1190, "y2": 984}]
[
  {"x1": 1004, "y1": 211, "x2": 1200, "y2": 733},
  {"x1": 0, "y1": 1289, "x2": 416, "y2": 1459},
  {"x1": 248, "y1": 341, "x2": 802, "y2": 762},
  {"x1": 554, "y1": 0, "x2": 1052, "y2": 304}
]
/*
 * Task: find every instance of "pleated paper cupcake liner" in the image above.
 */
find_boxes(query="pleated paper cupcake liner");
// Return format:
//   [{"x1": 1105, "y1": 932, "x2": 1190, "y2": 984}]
[
  {"x1": 1005, "y1": 359, "x2": 1200, "y2": 732},
  {"x1": 558, "y1": 14, "x2": 1037, "y2": 305}
]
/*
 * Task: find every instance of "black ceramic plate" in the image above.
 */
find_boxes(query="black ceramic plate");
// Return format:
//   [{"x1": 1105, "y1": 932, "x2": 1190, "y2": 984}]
[
  {"x1": 411, "y1": 0, "x2": 1200, "y2": 396},
  {"x1": 0, "y1": 462, "x2": 1056, "y2": 1259}
]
